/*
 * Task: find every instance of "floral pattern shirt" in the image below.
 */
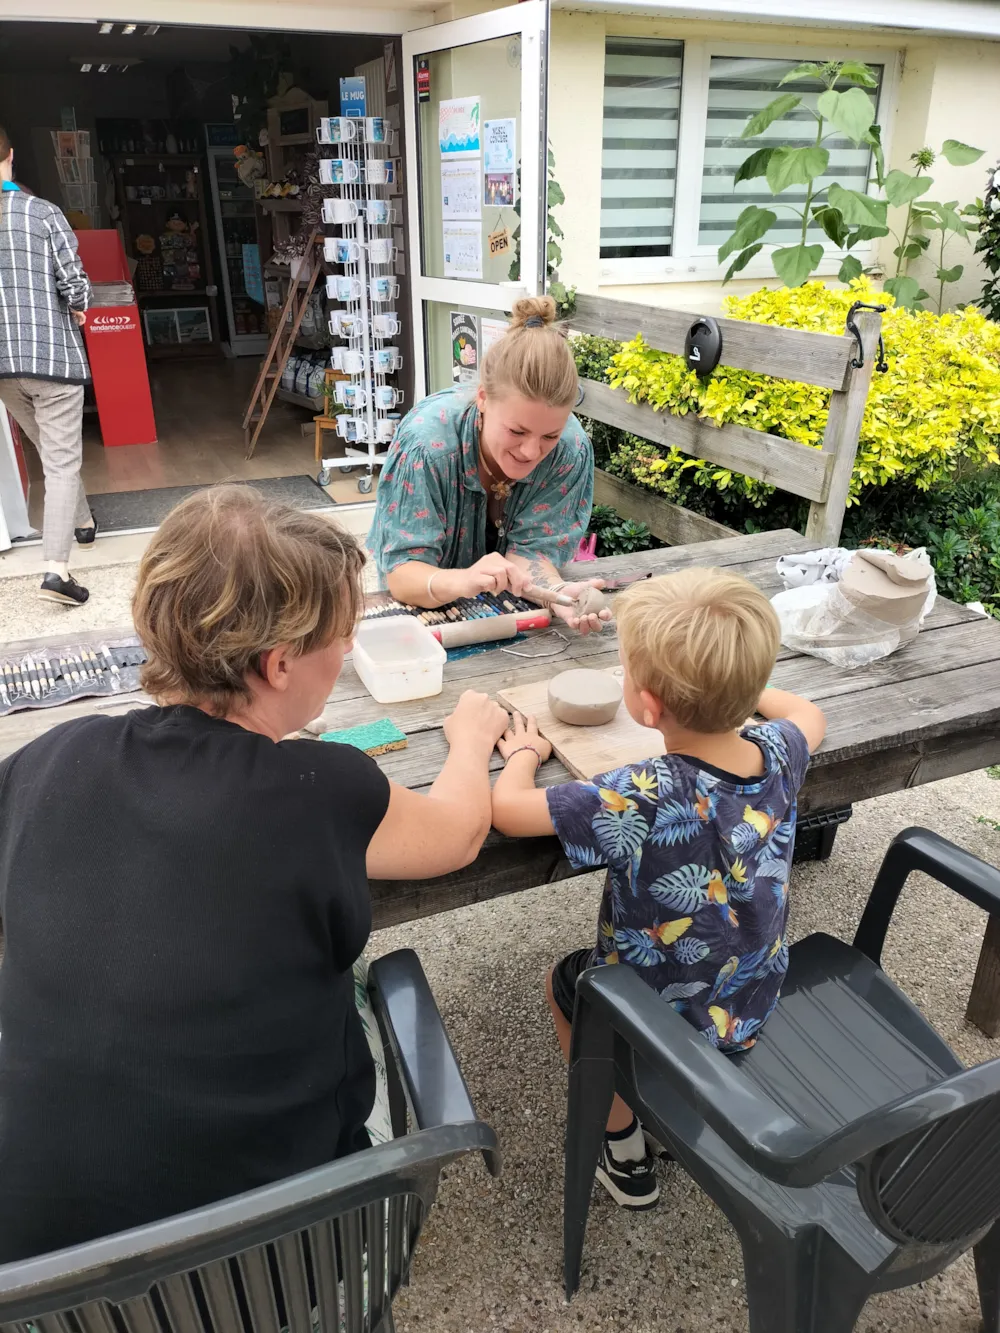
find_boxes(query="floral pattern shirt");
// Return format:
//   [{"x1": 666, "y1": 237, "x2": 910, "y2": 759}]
[
  {"x1": 546, "y1": 720, "x2": 811, "y2": 1052},
  {"x1": 368, "y1": 387, "x2": 593, "y2": 581}
]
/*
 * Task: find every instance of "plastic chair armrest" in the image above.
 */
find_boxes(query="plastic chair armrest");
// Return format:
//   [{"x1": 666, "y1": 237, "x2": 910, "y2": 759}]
[
  {"x1": 577, "y1": 966, "x2": 819, "y2": 1183},
  {"x1": 854, "y1": 827, "x2": 1000, "y2": 967},
  {"x1": 369, "y1": 949, "x2": 499, "y2": 1174}
]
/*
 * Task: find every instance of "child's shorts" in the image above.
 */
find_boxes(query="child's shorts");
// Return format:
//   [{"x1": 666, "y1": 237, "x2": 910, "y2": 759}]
[{"x1": 551, "y1": 947, "x2": 598, "y2": 1023}]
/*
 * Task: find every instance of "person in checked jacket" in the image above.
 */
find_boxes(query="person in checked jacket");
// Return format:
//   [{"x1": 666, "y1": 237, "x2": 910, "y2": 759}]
[{"x1": 0, "y1": 125, "x2": 95, "y2": 605}]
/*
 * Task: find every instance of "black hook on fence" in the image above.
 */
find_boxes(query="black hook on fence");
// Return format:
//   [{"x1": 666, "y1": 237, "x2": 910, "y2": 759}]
[{"x1": 845, "y1": 300, "x2": 889, "y2": 373}]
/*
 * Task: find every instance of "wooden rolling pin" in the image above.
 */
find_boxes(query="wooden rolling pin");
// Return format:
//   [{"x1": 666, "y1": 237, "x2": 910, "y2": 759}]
[{"x1": 431, "y1": 613, "x2": 521, "y2": 648}]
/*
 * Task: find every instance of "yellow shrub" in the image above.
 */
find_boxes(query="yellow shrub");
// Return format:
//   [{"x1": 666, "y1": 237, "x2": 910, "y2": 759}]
[{"x1": 606, "y1": 278, "x2": 1000, "y2": 505}]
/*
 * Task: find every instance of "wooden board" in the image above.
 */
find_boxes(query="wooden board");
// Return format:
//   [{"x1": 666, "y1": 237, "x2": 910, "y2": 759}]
[
  {"x1": 570, "y1": 293, "x2": 853, "y2": 390},
  {"x1": 498, "y1": 669, "x2": 664, "y2": 780}
]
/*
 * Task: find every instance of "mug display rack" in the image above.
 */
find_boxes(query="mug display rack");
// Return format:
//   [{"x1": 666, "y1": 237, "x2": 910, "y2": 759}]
[{"x1": 316, "y1": 114, "x2": 402, "y2": 494}]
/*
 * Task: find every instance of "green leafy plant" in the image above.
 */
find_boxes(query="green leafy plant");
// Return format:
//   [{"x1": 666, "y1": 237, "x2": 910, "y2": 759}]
[
  {"x1": 720, "y1": 60, "x2": 982, "y2": 307},
  {"x1": 508, "y1": 148, "x2": 576, "y2": 316},
  {"x1": 975, "y1": 159, "x2": 1000, "y2": 322},
  {"x1": 588, "y1": 506, "x2": 654, "y2": 557}
]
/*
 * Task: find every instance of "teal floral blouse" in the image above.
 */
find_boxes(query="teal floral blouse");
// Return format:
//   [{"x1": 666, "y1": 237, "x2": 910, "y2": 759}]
[{"x1": 368, "y1": 387, "x2": 594, "y2": 581}]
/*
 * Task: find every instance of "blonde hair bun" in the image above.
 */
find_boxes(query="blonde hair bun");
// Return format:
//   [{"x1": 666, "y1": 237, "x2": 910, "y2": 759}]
[
  {"x1": 510, "y1": 295, "x2": 558, "y2": 330},
  {"x1": 482, "y1": 293, "x2": 578, "y2": 407}
]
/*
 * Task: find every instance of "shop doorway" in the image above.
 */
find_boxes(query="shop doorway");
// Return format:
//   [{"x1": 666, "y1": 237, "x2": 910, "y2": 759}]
[{"x1": 0, "y1": 4, "x2": 549, "y2": 535}]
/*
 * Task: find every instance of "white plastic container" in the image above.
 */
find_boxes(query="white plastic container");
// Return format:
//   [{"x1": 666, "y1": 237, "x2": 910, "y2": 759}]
[{"x1": 352, "y1": 616, "x2": 446, "y2": 703}]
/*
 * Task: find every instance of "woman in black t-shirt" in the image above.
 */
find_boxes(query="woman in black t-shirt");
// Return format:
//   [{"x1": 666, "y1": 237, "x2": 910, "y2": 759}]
[{"x1": 0, "y1": 486, "x2": 508, "y2": 1263}]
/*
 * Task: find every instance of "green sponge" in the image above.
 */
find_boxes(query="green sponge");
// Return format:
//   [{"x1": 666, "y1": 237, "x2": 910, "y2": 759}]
[{"x1": 320, "y1": 718, "x2": 408, "y2": 756}]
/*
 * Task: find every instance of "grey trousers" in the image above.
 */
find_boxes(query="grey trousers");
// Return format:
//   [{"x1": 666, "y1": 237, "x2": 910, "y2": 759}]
[{"x1": 0, "y1": 377, "x2": 92, "y2": 563}]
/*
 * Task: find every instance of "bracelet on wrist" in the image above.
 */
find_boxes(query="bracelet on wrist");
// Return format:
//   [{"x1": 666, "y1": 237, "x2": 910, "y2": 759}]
[{"x1": 505, "y1": 744, "x2": 542, "y2": 767}]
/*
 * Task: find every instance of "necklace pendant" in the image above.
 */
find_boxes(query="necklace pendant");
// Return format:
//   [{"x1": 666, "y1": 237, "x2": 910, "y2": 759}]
[{"x1": 493, "y1": 480, "x2": 512, "y2": 500}]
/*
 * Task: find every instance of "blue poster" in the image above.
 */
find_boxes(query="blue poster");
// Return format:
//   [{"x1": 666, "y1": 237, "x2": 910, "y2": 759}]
[
  {"x1": 242, "y1": 244, "x2": 264, "y2": 305},
  {"x1": 340, "y1": 77, "x2": 367, "y2": 119}
]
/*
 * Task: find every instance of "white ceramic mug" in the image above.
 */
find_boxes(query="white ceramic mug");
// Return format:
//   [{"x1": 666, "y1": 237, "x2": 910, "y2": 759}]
[
  {"x1": 366, "y1": 238, "x2": 396, "y2": 265},
  {"x1": 372, "y1": 312, "x2": 400, "y2": 337},
  {"x1": 327, "y1": 276, "x2": 362, "y2": 302},
  {"x1": 365, "y1": 200, "x2": 394, "y2": 226},
  {"x1": 375, "y1": 416, "x2": 400, "y2": 443},
  {"x1": 316, "y1": 117, "x2": 357, "y2": 144},
  {"x1": 363, "y1": 117, "x2": 388, "y2": 143},
  {"x1": 364, "y1": 158, "x2": 394, "y2": 185},
  {"x1": 335, "y1": 382, "x2": 369, "y2": 409},
  {"x1": 330, "y1": 310, "x2": 363, "y2": 339},
  {"x1": 324, "y1": 238, "x2": 360, "y2": 265},
  {"x1": 322, "y1": 197, "x2": 358, "y2": 224},
  {"x1": 332, "y1": 347, "x2": 366, "y2": 374},
  {"x1": 373, "y1": 347, "x2": 402, "y2": 373},
  {"x1": 369, "y1": 277, "x2": 400, "y2": 302},
  {"x1": 319, "y1": 158, "x2": 360, "y2": 185},
  {"x1": 374, "y1": 385, "x2": 403, "y2": 409},
  {"x1": 336, "y1": 415, "x2": 359, "y2": 442}
]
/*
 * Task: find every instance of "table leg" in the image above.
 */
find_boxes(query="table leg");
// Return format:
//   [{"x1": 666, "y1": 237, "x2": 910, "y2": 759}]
[{"x1": 966, "y1": 913, "x2": 1000, "y2": 1038}]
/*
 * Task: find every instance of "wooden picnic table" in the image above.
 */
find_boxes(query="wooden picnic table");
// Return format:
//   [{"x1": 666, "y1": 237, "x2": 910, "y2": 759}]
[{"x1": 1, "y1": 529, "x2": 1000, "y2": 1029}]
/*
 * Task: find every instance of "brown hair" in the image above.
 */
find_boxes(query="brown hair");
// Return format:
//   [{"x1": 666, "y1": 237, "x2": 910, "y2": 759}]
[
  {"x1": 480, "y1": 295, "x2": 578, "y2": 408},
  {"x1": 615, "y1": 568, "x2": 781, "y2": 733},
  {"x1": 132, "y1": 485, "x2": 364, "y2": 715},
  {"x1": 0, "y1": 127, "x2": 10, "y2": 164}
]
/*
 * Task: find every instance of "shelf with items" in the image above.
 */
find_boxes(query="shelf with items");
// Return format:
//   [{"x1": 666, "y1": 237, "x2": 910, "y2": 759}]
[
  {"x1": 316, "y1": 103, "x2": 402, "y2": 494},
  {"x1": 111, "y1": 152, "x2": 220, "y2": 358}
]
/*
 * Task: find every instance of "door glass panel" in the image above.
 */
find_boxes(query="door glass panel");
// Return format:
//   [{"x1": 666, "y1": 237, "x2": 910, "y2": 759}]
[
  {"x1": 424, "y1": 300, "x2": 510, "y2": 395},
  {"x1": 417, "y1": 35, "x2": 522, "y2": 283}
]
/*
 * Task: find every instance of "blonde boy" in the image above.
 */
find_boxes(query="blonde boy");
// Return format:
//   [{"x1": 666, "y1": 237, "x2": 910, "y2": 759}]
[{"x1": 492, "y1": 568, "x2": 826, "y2": 1210}]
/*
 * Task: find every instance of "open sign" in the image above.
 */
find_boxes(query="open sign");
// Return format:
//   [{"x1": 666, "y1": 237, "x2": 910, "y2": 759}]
[{"x1": 488, "y1": 226, "x2": 510, "y2": 258}]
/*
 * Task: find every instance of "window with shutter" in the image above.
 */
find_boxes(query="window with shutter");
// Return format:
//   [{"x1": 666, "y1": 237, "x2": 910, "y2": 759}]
[
  {"x1": 600, "y1": 38, "x2": 684, "y2": 260},
  {"x1": 698, "y1": 56, "x2": 883, "y2": 249}
]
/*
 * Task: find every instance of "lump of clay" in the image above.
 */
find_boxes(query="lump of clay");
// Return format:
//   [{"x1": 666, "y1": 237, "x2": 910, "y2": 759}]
[
  {"x1": 548, "y1": 669, "x2": 622, "y2": 726},
  {"x1": 573, "y1": 586, "x2": 610, "y2": 619}
]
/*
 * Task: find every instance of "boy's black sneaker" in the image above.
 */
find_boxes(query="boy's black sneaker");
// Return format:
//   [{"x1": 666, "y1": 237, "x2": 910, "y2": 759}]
[
  {"x1": 39, "y1": 573, "x2": 89, "y2": 606},
  {"x1": 595, "y1": 1139, "x2": 660, "y2": 1210},
  {"x1": 75, "y1": 520, "x2": 97, "y2": 546}
]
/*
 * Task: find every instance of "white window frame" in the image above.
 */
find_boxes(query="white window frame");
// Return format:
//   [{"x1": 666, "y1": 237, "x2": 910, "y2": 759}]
[{"x1": 598, "y1": 38, "x2": 901, "y2": 287}]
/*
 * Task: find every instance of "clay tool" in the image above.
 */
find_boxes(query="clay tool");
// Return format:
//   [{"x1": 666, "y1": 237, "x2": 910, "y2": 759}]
[
  {"x1": 100, "y1": 644, "x2": 121, "y2": 677},
  {"x1": 10, "y1": 661, "x2": 24, "y2": 696},
  {"x1": 2, "y1": 663, "x2": 14, "y2": 697},
  {"x1": 522, "y1": 584, "x2": 576, "y2": 609},
  {"x1": 66, "y1": 656, "x2": 81, "y2": 684},
  {"x1": 44, "y1": 658, "x2": 56, "y2": 690},
  {"x1": 319, "y1": 718, "x2": 408, "y2": 757},
  {"x1": 24, "y1": 657, "x2": 41, "y2": 699},
  {"x1": 85, "y1": 649, "x2": 103, "y2": 678},
  {"x1": 600, "y1": 571, "x2": 654, "y2": 592}
]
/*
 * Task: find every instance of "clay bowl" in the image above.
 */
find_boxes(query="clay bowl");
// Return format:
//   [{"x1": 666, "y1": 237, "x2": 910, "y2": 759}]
[{"x1": 547, "y1": 668, "x2": 623, "y2": 726}]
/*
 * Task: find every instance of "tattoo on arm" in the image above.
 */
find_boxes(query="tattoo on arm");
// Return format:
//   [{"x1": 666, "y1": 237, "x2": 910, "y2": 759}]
[{"x1": 527, "y1": 557, "x2": 553, "y2": 590}]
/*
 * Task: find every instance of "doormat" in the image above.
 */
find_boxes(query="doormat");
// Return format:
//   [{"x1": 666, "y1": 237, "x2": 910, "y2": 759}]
[{"x1": 85, "y1": 476, "x2": 336, "y2": 533}]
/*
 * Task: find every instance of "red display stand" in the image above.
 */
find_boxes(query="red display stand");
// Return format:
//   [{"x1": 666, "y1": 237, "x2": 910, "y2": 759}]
[{"x1": 75, "y1": 230, "x2": 157, "y2": 447}]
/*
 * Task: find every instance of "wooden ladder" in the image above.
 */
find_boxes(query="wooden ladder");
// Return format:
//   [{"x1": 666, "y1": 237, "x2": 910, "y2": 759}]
[{"x1": 242, "y1": 232, "x2": 323, "y2": 460}]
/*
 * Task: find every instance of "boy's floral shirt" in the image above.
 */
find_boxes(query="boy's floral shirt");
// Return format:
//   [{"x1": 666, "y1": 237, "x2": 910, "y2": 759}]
[
  {"x1": 546, "y1": 720, "x2": 811, "y2": 1052},
  {"x1": 368, "y1": 387, "x2": 593, "y2": 581}
]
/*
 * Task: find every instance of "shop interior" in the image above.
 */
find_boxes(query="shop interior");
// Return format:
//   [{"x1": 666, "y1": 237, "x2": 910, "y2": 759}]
[{"x1": 0, "y1": 20, "x2": 414, "y2": 528}]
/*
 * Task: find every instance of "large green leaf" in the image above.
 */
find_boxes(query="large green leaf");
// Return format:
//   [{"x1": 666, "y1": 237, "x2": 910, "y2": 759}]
[
  {"x1": 779, "y1": 62, "x2": 823, "y2": 84},
  {"x1": 547, "y1": 180, "x2": 565, "y2": 207},
  {"x1": 884, "y1": 275, "x2": 929, "y2": 309},
  {"x1": 718, "y1": 205, "x2": 776, "y2": 262},
  {"x1": 766, "y1": 145, "x2": 829, "y2": 193},
  {"x1": 733, "y1": 147, "x2": 775, "y2": 185},
  {"x1": 772, "y1": 243, "x2": 824, "y2": 287},
  {"x1": 827, "y1": 182, "x2": 887, "y2": 225},
  {"x1": 827, "y1": 86, "x2": 876, "y2": 144},
  {"x1": 742, "y1": 93, "x2": 801, "y2": 140},
  {"x1": 865, "y1": 124, "x2": 886, "y2": 188},
  {"x1": 813, "y1": 205, "x2": 848, "y2": 246},
  {"x1": 937, "y1": 264, "x2": 964, "y2": 283},
  {"x1": 883, "y1": 170, "x2": 932, "y2": 208},
  {"x1": 722, "y1": 243, "x2": 764, "y2": 283},
  {"x1": 845, "y1": 222, "x2": 889, "y2": 249},
  {"x1": 941, "y1": 139, "x2": 984, "y2": 166},
  {"x1": 837, "y1": 60, "x2": 879, "y2": 87},
  {"x1": 816, "y1": 89, "x2": 840, "y2": 123},
  {"x1": 838, "y1": 255, "x2": 864, "y2": 283}
]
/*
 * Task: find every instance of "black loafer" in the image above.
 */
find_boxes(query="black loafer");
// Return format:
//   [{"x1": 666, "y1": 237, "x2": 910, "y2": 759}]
[
  {"x1": 75, "y1": 520, "x2": 97, "y2": 546},
  {"x1": 39, "y1": 573, "x2": 89, "y2": 606}
]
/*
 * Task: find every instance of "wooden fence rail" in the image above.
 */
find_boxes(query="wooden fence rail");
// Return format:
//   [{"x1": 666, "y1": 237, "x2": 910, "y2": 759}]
[{"x1": 570, "y1": 294, "x2": 882, "y2": 546}]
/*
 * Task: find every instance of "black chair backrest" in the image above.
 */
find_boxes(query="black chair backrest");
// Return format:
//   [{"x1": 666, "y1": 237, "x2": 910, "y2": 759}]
[{"x1": 857, "y1": 1093, "x2": 1000, "y2": 1247}]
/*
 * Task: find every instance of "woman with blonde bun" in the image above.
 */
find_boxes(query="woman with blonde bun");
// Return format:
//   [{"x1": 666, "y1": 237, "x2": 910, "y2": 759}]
[{"x1": 369, "y1": 295, "x2": 609, "y2": 634}]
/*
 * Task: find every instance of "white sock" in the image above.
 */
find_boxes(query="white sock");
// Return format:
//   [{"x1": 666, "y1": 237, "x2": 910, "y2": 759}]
[
  {"x1": 45, "y1": 561, "x2": 70, "y2": 582},
  {"x1": 606, "y1": 1116, "x2": 646, "y2": 1163}
]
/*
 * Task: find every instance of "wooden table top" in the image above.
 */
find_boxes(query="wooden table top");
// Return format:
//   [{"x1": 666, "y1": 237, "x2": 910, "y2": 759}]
[{"x1": 2, "y1": 529, "x2": 999, "y2": 930}]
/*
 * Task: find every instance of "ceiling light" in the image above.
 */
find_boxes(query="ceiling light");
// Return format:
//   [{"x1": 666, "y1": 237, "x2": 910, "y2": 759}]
[
  {"x1": 144, "y1": 24, "x2": 159, "y2": 35},
  {"x1": 99, "y1": 21, "x2": 113, "y2": 33},
  {"x1": 122, "y1": 22, "x2": 136, "y2": 34},
  {"x1": 80, "y1": 62, "x2": 92, "y2": 72},
  {"x1": 98, "y1": 63, "x2": 111, "y2": 73}
]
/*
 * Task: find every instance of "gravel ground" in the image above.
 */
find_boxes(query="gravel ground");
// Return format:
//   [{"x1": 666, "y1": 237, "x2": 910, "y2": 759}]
[
  {"x1": 370, "y1": 773, "x2": 1000, "y2": 1333},
  {"x1": 1, "y1": 558, "x2": 998, "y2": 1330}
]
